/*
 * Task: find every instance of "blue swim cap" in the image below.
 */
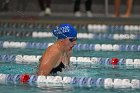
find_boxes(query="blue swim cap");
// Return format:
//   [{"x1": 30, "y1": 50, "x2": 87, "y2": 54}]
[{"x1": 52, "y1": 24, "x2": 77, "y2": 39}]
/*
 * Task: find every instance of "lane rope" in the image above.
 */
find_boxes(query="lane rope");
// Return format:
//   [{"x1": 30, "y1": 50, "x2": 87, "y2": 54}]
[
  {"x1": 1, "y1": 23, "x2": 140, "y2": 33},
  {"x1": 0, "y1": 54, "x2": 140, "y2": 69},
  {"x1": 0, "y1": 73, "x2": 139, "y2": 89},
  {"x1": 0, "y1": 30, "x2": 140, "y2": 40},
  {"x1": 0, "y1": 41, "x2": 140, "y2": 51}
]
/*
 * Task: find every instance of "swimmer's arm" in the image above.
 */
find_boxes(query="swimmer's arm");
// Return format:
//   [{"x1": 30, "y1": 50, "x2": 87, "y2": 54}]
[{"x1": 37, "y1": 50, "x2": 60, "y2": 76}]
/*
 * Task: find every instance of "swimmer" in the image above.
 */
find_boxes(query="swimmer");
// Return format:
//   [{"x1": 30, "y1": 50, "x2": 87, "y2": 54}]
[{"x1": 37, "y1": 24, "x2": 77, "y2": 76}]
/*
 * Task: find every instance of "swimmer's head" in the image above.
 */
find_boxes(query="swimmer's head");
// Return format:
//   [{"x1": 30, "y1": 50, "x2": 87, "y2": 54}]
[{"x1": 52, "y1": 24, "x2": 77, "y2": 39}]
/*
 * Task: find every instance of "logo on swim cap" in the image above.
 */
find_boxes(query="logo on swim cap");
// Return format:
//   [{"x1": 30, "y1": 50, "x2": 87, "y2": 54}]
[{"x1": 52, "y1": 24, "x2": 77, "y2": 39}]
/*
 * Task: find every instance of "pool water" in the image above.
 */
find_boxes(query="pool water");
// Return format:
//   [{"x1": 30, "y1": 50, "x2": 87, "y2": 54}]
[{"x1": 0, "y1": 28, "x2": 140, "y2": 93}]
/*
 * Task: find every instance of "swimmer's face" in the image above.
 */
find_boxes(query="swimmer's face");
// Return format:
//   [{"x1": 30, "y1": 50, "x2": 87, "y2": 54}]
[{"x1": 64, "y1": 37, "x2": 77, "y2": 51}]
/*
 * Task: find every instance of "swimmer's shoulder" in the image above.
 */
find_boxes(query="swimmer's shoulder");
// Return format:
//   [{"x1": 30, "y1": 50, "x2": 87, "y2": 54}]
[{"x1": 45, "y1": 44, "x2": 61, "y2": 55}]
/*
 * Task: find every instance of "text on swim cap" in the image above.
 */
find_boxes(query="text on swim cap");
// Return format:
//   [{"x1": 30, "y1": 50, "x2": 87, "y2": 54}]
[{"x1": 54, "y1": 26, "x2": 70, "y2": 35}]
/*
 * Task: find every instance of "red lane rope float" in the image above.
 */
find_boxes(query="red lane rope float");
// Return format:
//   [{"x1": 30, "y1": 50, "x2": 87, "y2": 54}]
[
  {"x1": 111, "y1": 58, "x2": 119, "y2": 65},
  {"x1": 20, "y1": 74, "x2": 30, "y2": 83}
]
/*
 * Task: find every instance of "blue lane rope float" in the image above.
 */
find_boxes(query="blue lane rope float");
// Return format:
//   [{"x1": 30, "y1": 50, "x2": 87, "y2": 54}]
[
  {"x1": 0, "y1": 30, "x2": 140, "y2": 40},
  {"x1": 0, "y1": 54, "x2": 140, "y2": 69},
  {"x1": 0, "y1": 73, "x2": 140, "y2": 89},
  {"x1": 0, "y1": 41, "x2": 140, "y2": 51}
]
